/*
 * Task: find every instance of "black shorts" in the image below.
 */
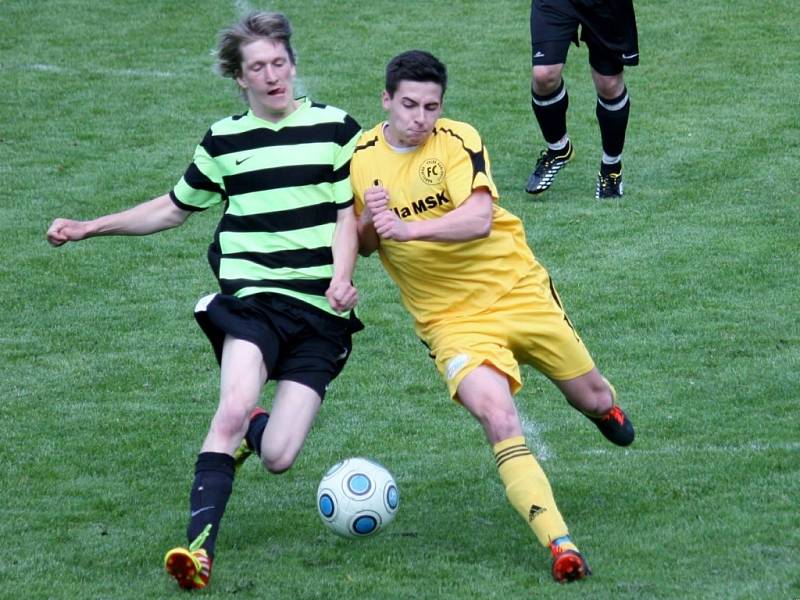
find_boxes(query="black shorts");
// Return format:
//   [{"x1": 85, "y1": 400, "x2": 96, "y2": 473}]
[
  {"x1": 194, "y1": 292, "x2": 361, "y2": 399},
  {"x1": 531, "y1": 0, "x2": 639, "y2": 75}
]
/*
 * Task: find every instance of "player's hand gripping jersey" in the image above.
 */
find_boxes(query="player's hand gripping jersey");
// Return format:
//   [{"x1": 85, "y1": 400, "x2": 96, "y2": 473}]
[{"x1": 351, "y1": 118, "x2": 537, "y2": 329}]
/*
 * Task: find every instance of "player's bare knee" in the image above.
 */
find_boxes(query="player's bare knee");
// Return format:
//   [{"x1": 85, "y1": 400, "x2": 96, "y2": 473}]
[
  {"x1": 532, "y1": 65, "x2": 562, "y2": 94},
  {"x1": 210, "y1": 405, "x2": 250, "y2": 441},
  {"x1": 594, "y1": 73, "x2": 625, "y2": 99},
  {"x1": 262, "y1": 453, "x2": 295, "y2": 474},
  {"x1": 260, "y1": 442, "x2": 298, "y2": 474},
  {"x1": 478, "y1": 403, "x2": 521, "y2": 442}
]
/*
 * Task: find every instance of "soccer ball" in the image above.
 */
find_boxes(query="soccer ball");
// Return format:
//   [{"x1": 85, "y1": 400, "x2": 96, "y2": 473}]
[{"x1": 316, "y1": 457, "x2": 400, "y2": 538}]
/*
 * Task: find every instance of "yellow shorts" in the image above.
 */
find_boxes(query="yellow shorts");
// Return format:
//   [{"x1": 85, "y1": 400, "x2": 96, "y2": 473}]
[{"x1": 419, "y1": 266, "x2": 595, "y2": 400}]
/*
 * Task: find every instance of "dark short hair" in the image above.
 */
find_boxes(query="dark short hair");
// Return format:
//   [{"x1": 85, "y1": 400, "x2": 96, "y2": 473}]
[
  {"x1": 385, "y1": 50, "x2": 447, "y2": 97},
  {"x1": 216, "y1": 11, "x2": 295, "y2": 79}
]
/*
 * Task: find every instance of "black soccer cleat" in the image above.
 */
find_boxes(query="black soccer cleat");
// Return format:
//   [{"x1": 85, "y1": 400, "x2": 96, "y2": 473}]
[
  {"x1": 525, "y1": 142, "x2": 575, "y2": 195},
  {"x1": 585, "y1": 405, "x2": 635, "y2": 446},
  {"x1": 595, "y1": 168, "x2": 623, "y2": 199}
]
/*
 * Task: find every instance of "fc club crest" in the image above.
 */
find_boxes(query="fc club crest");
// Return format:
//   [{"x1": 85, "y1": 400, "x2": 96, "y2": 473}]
[{"x1": 419, "y1": 158, "x2": 445, "y2": 185}]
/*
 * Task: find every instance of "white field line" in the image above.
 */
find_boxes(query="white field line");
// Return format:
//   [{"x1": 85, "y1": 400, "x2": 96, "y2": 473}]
[
  {"x1": 578, "y1": 441, "x2": 800, "y2": 457},
  {"x1": 21, "y1": 62, "x2": 309, "y2": 95},
  {"x1": 26, "y1": 63, "x2": 179, "y2": 78}
]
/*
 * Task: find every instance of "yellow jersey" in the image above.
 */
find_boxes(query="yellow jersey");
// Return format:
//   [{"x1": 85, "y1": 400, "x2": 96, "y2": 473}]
[{"x1": 351, "y1": 118, "x2": 537, "y2": 330}]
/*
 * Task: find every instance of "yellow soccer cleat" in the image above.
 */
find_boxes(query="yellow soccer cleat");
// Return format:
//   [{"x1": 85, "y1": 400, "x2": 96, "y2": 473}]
[{"x1": 164, "y1": 524, "x2": 213, "y2": 590}]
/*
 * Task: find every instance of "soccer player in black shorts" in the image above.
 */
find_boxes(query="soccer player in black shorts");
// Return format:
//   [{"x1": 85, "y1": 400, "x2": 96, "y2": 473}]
[
  {"x1": 525, "y1": 0, "x2": 639, "y2": 199},
  {"x1": 47, "y1": 11, "x2": 362, "y2": 590}
]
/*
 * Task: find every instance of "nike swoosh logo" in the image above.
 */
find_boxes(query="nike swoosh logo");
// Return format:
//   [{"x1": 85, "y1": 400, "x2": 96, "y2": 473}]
[
  {"x1": 622, "y1": 53, "x2": 638, "y2": 60},
  {"x1": 534, "y1": 51, "x2": 545, "y2": 58},
  {"x1": 190, "y1": 506, "x2": 215, "y2": 517},
  {"x1": 235, "y1": 156, "x2": 253, "y2": 165}
]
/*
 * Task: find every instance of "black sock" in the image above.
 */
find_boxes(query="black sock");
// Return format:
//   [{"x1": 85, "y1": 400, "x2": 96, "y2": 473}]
[
  {"x1": 187, "y1": 452, "x2": 236, "y2": 559},
  {"x1": 532, "y1": 79, "x2": 569, "y2": 145},
  {"x1": 245, "y1": 412, "x2": 270, "y2": 456},
  {"x1": 596, "y1": 87, "x2": 630, "y2": 158}
]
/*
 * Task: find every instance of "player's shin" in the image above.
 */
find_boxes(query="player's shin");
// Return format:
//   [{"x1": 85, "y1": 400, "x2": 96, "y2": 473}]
[
  {"x1": 187, "y1": 452, "x2": 236, "y2": 558},
  {"x1": 493, "y1": 436, "x2": 570, "y2": 547},
  {"x1": 596, "y1": 88, "x2": 630, "y2": 160}
]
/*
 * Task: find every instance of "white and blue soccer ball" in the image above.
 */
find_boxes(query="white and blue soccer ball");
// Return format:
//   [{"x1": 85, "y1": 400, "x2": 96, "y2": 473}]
[{"x1": 316, "y1": 457, "x2": 399, "y2": 538}]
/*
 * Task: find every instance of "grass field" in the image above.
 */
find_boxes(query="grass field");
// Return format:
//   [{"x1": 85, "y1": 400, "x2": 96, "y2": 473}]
[{"x1": 2, "y1": 1, "x2": 799, "y2": 598}]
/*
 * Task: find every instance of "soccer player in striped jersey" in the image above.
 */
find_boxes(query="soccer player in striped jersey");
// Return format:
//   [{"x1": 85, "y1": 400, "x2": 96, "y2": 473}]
[
  {"x1": 351, "y1": 50, "x2": 634, "y2": 584},
  {"x1": 46, "y1": 12, "x2": 362, "y2": 590}
]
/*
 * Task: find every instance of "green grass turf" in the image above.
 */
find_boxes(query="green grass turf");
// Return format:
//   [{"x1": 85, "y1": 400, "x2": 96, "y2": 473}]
[{"x1": 1, "y1": 0, "x2": 798, "y2": 598}]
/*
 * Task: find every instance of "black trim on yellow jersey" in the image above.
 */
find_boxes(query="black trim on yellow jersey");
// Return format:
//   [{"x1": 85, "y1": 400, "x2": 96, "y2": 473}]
[
  {"x1": 438, "y1": 126, "x2": 488, "y2": 177},
  {"x1": 355, "y1": 135, "x2": 380, "y2": 152}
]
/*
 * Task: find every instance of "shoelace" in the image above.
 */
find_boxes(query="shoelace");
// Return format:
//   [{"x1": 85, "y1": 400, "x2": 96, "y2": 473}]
[
  {"x1": 534, "y1": 150, "x2": 555, "y2": 173},
  {"x1": 549, "y1": 535, "x2": 576, "y2": 556},
  {"x1": 189, "y1": 524, "x2": 212, "y2": 580},
  {"x1": 600, "y1": 406, "x2": 625, "y2": 426},
  {"x1": 598, "y1": 172, "x2": 620, "y2": 190},
  {"x1": 196, "y1": 553, "x2": 211, "y2": 577}
]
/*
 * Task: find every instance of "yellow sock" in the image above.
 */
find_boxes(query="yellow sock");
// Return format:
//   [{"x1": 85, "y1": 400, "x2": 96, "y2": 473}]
[{"x1": 494, "y1": 436, "x2": 571, "y2": 548}]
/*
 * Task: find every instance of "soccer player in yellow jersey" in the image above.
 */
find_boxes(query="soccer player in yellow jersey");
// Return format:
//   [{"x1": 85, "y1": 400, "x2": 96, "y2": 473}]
[{"x1": 351, "y1": 50, "x2": 635, "y2": 584}]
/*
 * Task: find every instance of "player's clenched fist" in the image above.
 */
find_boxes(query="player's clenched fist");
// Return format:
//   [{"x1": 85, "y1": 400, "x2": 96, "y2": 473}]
[
  {"x1": 372, "y1": 208, "x2": 411, "y2": 242},
  {"x1": 47, "y1": 218, "x2": 88, "y2": 246},
  {"x1": 364, "y1": 183, "x2": 411, "y2": 242},
  {"x1": 364, "y1": 184, "x2": 390, "y2": 216},
  {"x1": 325, "y1": 280, "x2": 359, "y2": 313}
]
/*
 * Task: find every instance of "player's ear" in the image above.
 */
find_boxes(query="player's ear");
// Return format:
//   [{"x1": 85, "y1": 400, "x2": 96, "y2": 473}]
[
  {"x1": 235, "y1": 70, "x2": 247, "y2": 91},
  {"x1": 381, "y1": 90, "x2": 391, "y2": 110}
]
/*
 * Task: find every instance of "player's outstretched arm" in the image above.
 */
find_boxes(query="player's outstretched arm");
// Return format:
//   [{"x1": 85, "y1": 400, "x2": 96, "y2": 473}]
[
  {"x1": 326, "y1": 205, "x2": 359, "y2": 313},
  {"x1": 46, "y1": 194, "x2": 191, "y2": 247}
]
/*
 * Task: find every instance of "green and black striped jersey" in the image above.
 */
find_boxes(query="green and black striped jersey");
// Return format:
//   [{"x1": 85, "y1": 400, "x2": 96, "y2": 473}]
[{"x1": 170, "y1": 98, "x2": 361, "y2": 317}]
